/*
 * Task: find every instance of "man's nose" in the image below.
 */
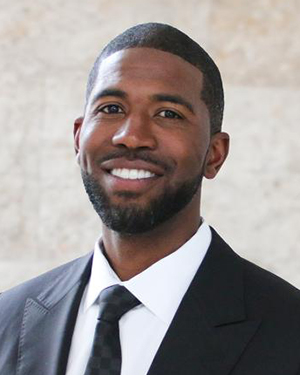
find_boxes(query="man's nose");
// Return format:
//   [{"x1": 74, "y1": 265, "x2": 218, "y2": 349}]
[{"x1": 112, "y1": 115, "x2": 157, "y2": 150}]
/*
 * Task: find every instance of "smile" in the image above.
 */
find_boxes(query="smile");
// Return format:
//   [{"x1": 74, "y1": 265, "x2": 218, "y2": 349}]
[{"x1": 110, "y1": 168, "x2": 156, "y2": 180}]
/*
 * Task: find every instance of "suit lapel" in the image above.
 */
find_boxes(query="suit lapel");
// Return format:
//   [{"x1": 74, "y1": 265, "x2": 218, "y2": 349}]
[
  {"x1": 16, "y1": 254, "x2": 92, "y2": 375},
  {"x1": 147, "y1": 229, "x2": 261, "y2": 375}
]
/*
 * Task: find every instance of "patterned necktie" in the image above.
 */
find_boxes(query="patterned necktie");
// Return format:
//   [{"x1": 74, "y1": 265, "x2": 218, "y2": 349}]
[{"x1": 84, "y1": 285, "x2": 141, "y2": 375}]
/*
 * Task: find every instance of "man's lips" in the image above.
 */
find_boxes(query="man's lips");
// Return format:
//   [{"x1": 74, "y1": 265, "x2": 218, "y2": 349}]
[
  {"x1": 110, "y1": 168, "x2": 156, "y2": 180},
  {"x1": 101, "y1": 158, "x2": 165, "y2": 180}
]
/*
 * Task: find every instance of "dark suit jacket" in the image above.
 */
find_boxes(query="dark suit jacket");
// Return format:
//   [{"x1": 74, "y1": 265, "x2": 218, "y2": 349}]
[{"x1": 1, "y1": 228, "x2": 300, "y2": 375}]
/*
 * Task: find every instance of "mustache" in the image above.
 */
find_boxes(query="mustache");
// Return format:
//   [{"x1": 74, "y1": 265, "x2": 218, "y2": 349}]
[{"x1": 96, "y1": 150, "x2": 173, "y2": 172}]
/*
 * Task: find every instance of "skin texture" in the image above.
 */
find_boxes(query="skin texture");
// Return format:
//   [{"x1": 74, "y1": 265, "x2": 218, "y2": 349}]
[{"x1": 74, "y1": 48, "x2": 229, "y2": 280}]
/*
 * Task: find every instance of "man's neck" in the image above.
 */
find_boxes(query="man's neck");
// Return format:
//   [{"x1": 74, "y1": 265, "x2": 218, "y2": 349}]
[{"x1": 101, "y1": 199, "x2": 202, "y2": 281}]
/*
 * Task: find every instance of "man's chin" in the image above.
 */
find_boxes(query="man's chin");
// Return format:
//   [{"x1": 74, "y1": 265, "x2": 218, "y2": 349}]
[
  {"x1": 81, "y1": 169, "x2": 203, "y2": 235},
  {"x1": 99, "y1": 204, "x2": 158, "y2": 235}
]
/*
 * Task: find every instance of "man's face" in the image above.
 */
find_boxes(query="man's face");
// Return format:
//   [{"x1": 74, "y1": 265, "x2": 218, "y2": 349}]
[{"x1": 74, "y1": 48, "x2": 226, "y2": 234}]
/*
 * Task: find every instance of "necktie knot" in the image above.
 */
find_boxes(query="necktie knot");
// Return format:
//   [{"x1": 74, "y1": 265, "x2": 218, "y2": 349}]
[{"x1": 98, "y1": 285, "x2": 140, "y2": 323}]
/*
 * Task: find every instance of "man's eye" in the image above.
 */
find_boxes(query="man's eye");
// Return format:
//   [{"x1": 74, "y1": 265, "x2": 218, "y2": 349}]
[
  {"x1": 99, "y1": 104, "x2": 123, "y2": 114},
  {"x1": 158, "y1": 110, "x2": 182, "y2": 119}
]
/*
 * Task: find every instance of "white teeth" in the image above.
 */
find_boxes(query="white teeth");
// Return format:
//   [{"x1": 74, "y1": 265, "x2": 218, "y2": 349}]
[
  {"x1": 129, "y1": 169, "x2": 137, "y2": 179},
  {"x1": 110, "y1": 168, "x2": 155, "y2": 180}
]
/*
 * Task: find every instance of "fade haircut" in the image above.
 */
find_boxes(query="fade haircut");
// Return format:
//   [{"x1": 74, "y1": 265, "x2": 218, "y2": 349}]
[{"x1": 86, "y1": 22, "x2": 224, "y2": 134}]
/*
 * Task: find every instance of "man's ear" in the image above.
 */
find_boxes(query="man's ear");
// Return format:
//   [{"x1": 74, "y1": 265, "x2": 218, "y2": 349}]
[
  {"x1": 204, "y1": 132, "x2": 230, "y2": 179},
  {"x1": 74, "y1": 117, "x2": 84, "y2": 158}
]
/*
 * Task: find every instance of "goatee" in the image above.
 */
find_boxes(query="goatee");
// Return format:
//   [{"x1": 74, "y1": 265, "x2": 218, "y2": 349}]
[{"x1": 81, "y1": 170, "x2": 203, "y2": 235}]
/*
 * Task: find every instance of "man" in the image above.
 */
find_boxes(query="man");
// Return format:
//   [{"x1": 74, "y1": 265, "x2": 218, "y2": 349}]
[{"x1": 1, "y1": 22, "x2": 300, "y2": 375}]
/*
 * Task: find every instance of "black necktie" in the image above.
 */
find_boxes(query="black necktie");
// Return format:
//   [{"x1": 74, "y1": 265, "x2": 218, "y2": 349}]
[{"x1": 84, "y1": 285, "x2": 141, "y2": 375}]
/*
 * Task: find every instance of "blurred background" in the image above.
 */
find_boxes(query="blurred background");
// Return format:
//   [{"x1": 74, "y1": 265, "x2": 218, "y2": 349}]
[{"x1": 1, "y1": 0, "x2": 299, "y2": 291}]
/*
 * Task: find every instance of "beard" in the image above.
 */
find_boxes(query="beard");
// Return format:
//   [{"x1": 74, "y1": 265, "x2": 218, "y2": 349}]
[{"x1": 81, "y1": 169, "x2": 203, "y2": 235}]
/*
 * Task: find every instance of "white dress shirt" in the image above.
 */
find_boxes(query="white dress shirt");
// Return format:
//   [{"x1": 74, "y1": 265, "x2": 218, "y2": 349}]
[{"x1": 65, "y1": 221, "x2": 212, "y2": 375}]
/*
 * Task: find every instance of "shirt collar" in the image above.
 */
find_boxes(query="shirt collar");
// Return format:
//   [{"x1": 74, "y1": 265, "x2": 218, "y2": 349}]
[{"x1": 84, "y1": 221, "x2": 211, "y2": 324}]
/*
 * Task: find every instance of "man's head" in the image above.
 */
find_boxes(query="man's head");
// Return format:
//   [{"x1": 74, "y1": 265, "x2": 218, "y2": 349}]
[
  {"x1": 74, "y1": 23, "x2": 229, "y2": 235},
  {"x1": 86, "y1": 22, "x2": 224, "y2": 135}
]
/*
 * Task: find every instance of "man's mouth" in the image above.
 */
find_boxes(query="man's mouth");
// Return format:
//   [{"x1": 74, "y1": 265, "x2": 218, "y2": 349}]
[{"x1": 110, "y1": 168, "x2": 156, "y2": 180}]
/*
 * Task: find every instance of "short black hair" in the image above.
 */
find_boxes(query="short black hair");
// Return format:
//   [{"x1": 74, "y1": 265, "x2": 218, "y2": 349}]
[{"x1": 86, "y1": 22, "x2": 224, "y2": 134}]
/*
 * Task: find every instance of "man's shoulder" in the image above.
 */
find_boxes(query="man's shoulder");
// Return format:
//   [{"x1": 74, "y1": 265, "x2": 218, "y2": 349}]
[
  {"x1": 210, "y1": 227, "x2": 300, "y2": 312},
  {"x1": 0, "y1": 252, "x2": 92, "y2": 369},
  {"x1": 241, "y1": 254, "x2": 300, "y2": 313},
  {"x1": 0, "y1": 252, "x2": 92, "y2": 316}
]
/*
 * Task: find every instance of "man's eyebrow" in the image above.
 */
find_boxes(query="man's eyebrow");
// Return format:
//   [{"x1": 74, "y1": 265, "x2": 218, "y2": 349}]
[
  {"x1": 91, "y1": 89, "x2": 127, "y2": 107},
  {"x1": 151, "y1": 94, "x2": 195, "y2": 114}
]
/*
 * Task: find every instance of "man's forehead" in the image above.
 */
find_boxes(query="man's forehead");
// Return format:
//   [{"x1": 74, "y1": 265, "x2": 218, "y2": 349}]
[
  {"x1": 97, "y1": 47, "x2": 204, "y2": 79},
  {"x1": 93, "y1": 47, "x2": 204, "y2": 95},
  {"x1": 88, "y1": 48, "x2": 204, "y2": 105}
]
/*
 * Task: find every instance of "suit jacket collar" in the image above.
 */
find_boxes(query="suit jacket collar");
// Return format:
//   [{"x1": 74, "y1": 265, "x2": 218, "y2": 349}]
[
  {"x1": 16, "y1": 253, "x2": 93, "y2": 375},
  {"x1": 147, "y1": 228, "x2": 261, "y2": 375}
]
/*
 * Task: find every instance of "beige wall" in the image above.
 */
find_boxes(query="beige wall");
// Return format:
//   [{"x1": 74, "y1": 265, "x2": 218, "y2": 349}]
[{"x1": 1, "y1": 0, "x2": 300, "y2": 291}]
